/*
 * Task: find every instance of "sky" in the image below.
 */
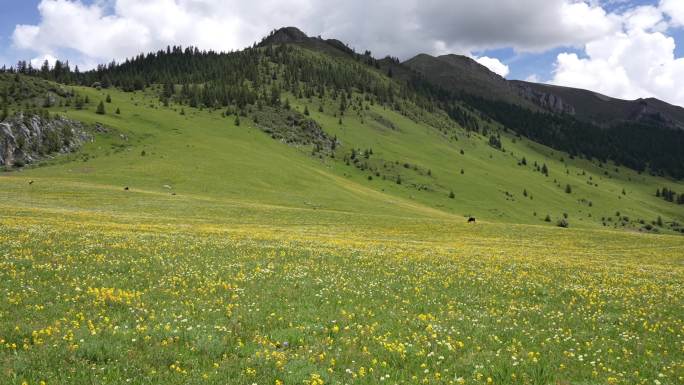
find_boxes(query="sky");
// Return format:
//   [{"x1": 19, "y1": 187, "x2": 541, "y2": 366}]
[{"x1": 1, "y1": 0, "x2": 683, "y2": 106}]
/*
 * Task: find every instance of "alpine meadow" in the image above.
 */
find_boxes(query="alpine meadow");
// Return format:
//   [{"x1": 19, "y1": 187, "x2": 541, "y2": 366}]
[{"x1": 0, "y1": 18, "x2": 683, "y2": 385}]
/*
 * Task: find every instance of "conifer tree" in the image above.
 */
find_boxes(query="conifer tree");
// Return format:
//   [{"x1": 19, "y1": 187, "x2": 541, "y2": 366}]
[{"x1": 96, "y1": 101, "x2": 105, "y2": 115}]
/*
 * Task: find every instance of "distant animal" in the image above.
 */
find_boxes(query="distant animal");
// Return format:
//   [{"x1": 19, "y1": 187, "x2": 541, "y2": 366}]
[
  {"x1": 28, "y1": 180, "x2": 34, "y2": 185},
  {"x1": 468, "y1": 217, "x2": 476, "y2": 224},
  {"x1": 124, "y1": 186, "x2": 129, "y2": 191}
]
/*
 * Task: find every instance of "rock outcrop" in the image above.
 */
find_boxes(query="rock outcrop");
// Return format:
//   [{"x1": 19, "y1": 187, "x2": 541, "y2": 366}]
[
  {"x1": 515, "y1": 83, "x2": 576, "y2": 115},
  {"x1": 0, "y1": 113, "x2": 90, "y2": 167}
]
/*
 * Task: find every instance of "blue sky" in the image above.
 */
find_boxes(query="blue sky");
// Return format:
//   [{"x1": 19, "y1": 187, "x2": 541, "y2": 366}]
[
  {"x1": 1, "y1": 0, "x2": 683, "y2": 106},
  {"x1": 0, "y1": 1, "x2": 39, "y2": 65}
]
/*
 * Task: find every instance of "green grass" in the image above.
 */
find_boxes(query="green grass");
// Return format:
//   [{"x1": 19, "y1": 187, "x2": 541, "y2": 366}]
[
  {"x1": 6, "y1": 83, "x2": 682, "y2": 230},
  {"x1": 1, "y1": 81, "x2": 683, "y2": 385}
]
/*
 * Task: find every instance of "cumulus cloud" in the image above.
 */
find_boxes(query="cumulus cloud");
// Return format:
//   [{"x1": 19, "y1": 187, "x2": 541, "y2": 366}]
[
  {"x1": 30, "y1": 53, "x2": 59, "y2": 69},
  {"x1": 474, "y1": 56, "x2": 510, "y2": 77},
  {"x1": 12, "y1": 0, "x2": 618, "y2": 68},
  {"x1": 661, "y1": 0, "x2": 684, "y2": 26},
  {"x1": 12, "y1": 0, "x2": 299, "y2": 65},
  {"x1": 550, "y1": 3, "x2": 684, "y2": 106}
]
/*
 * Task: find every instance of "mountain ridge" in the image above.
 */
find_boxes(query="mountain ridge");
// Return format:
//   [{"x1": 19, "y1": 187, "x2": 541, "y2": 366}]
[
  {"x1": 260, "y1": 27, "x2": 684, "y2": 129},
  {"x1": 403, "y1": 51, "x2": 684, "y2": 129}
]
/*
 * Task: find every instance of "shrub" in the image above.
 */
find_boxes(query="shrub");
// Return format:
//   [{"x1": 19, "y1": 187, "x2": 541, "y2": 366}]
[{"x1": 557, "y1": 218, "x2": 569, "y2": 228}]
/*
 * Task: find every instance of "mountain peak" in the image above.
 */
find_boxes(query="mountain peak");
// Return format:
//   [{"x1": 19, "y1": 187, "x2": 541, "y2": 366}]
[{"x1": 259, "y1": 27, "x2": 309, "y2": 46}]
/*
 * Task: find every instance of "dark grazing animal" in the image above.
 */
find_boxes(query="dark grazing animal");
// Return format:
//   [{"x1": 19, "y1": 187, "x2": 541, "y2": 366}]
[
  {"x1": 468, "y1": 217, "x2": 476, "y2": 224},
  {"x1": 124, "y1": 186, "x2": 129, "y2": 191},
  {"x1": 28, "y1": 180, "x2": 34, "y2": 185}
]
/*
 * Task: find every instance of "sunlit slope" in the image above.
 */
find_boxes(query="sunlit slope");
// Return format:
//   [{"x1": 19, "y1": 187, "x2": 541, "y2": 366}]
[{"x1": 2, "y1": 82, "x2": 683, "y2": 231}]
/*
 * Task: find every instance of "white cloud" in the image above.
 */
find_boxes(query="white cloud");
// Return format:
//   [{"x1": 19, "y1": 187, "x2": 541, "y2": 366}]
[
  {"x1": 550, "y1": 4, "x2": 684, "y2": 106},
  {"x1": 661, "y1": 0, "x2": 684, "y2": 27},
  {"x1": 475, "y1": 56, "x2": 510, "y2": 77},
  {"x1": 30, "y1": 54, "x2": 59, "y2": 69},
  {"x1": 623, "y1": 5, "x2": 667, "y2": 31},
  {"x1": 11, "y1": 0, "x2": 311, "y2": 67},
  {"x1": 11, "y1": 0, "x2": 619, "y2": 69},
  {"x1": 525, "y1": 74, "x2": 541, "y2": 83}
]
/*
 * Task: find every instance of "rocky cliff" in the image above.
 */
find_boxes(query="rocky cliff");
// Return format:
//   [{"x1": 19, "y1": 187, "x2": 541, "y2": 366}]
[
  {"x1": 0, "y1": 113, "x2": 90, "y2": 168},
  {"x1": 515, "y1": 82, "x2": 576, "y2": 115}
]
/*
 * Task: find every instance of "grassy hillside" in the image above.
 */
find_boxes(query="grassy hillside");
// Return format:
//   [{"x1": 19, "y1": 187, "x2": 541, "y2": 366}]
[{"x1": 3, "y1": 76, "x2": 682, "y2": 232}]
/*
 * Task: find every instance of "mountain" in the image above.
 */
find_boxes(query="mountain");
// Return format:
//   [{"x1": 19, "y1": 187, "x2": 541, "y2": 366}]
[
  {"x1": 512, "y1": 80, "x2": 684, "y2": 129},
  {"x1": 397, "y1": 51, "x2": 684, "y2": 177},
  {"x1": 404, "y1": 52, "x2": 684, "y2": 130},
  {"x1": 258, "y1": 26, "x2": 356, "y2": 57},
  {"x1": 403, "y1": 54, "x2": 542, "y2": 111},
  {"x1": 1, "y1": 26, "x2": 683, "y2": 233}
]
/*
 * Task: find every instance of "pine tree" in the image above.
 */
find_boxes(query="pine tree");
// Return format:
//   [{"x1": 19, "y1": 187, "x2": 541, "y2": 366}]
[
  {"x1": 541, "y1": 163, "x2": 549, "y2": 176},
  {"x1": 449, "y1": 191, "x2": 455, "y2": 199},
  {"x1": 304, "y1": 105, "x2": 309, "y2": 116},
  {"x1": 657, "y1": 216, "x2": 664, "y2": 227},
  {"x1": 565, "y1": 184, "x2": 572, "y2": 194},
  {"x1": 96, "y1": 101, "x2": 105, "y2": 115},
  {"x1": 234, "y1": 115, "x2": 240, "y2": 126},
  {"x1": 339, "y1": 92, "x2": 347, "y2": 113},
  {"x1": 115, "y1": 107, "x2": 121, "y2": 114},
  {"x1": 106, "y1": 94, "x2": 112, "y2": 103}
]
